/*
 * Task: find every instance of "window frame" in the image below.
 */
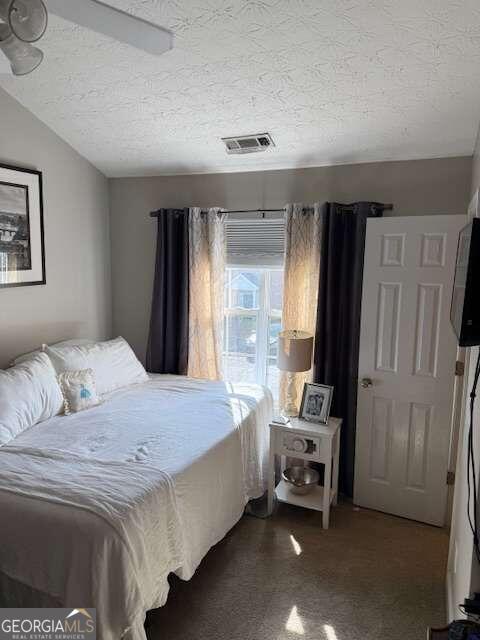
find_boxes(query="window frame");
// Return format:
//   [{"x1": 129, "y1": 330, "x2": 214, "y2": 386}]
[{"x1": 223, "y1": 266, "x2": 283, "y2": 392}]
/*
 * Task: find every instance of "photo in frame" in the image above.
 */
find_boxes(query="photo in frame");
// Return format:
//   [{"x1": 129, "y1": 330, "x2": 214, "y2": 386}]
[
  {"x1": 0, "y1": 164, "x2": 45, "y2": 289},
  {"x1": 299, "y1": 383, "x2": 334, "y2": 424}
]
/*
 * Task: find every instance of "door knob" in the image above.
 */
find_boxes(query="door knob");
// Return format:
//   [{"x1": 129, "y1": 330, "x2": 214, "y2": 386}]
[{"x1": 360, "y1": 377, "x2": 373, "y2": 388}]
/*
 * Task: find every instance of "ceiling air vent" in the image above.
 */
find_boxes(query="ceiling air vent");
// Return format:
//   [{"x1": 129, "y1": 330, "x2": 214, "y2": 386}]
[{"x1": 222, "y1": 133, "x2": 275, "y2": 155}]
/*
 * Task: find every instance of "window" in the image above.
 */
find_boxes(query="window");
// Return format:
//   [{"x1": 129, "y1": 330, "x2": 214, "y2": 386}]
[
  {"x1": 223, "y1": 214, "x2": 286, "y2": 405},
  {"x1": 223, "y1": 267, "x2": 284, "y2": 406}
]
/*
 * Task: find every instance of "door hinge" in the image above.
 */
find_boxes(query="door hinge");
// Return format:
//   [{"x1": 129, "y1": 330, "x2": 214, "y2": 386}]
[
  {"x1": 447, "y1": 471, "x2": 455, "y2": 486},
  {"x1": 455, "y1": 360, "x2": 465, "y2": 376}
]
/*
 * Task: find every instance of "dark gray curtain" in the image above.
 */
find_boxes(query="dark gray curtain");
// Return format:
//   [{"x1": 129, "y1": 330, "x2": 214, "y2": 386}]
[
  {"x1": 313, "y1": 202, "x2": 388, "y2": 497},
  {"x1": 146, "y1": 209, "x2": 189, "y2": 375}
]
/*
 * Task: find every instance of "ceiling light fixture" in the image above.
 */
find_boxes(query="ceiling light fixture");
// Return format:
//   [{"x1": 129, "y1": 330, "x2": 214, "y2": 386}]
[
  {"x1": 0, "y1": 0, "x2": 46, "y2": 76},
  {"x1": 0, "y1": 22, "x2": 43, "y2": 75},
  {"x1": 0, "y1": 0, "x2": 174, "y2": 77},
  {"x1": 0, "y1": 0, "x2": 48, "y2": 42}
]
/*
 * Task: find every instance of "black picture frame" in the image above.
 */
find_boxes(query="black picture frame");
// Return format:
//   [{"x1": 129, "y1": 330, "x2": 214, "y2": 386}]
[
  {"x1": 0, "y1": 163, "x2": 45, "y2": 289},
  {"x1": 299, "y1": 382, "x2": 334, "y2": 425}
]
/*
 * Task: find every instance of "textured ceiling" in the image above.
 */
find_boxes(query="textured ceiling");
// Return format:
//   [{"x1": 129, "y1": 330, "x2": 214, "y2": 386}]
[{"x1": 1, "y1": 0, "x2": 480, "y2": 177}]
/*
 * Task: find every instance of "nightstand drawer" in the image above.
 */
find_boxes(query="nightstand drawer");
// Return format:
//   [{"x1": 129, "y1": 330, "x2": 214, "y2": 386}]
[{"x1": 280, "y1": 433, "x2": 321, "y2": 459}]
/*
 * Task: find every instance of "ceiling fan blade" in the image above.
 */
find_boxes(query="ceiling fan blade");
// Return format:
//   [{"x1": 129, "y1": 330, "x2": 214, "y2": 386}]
[{"x1": 45, "y1": 0, "x2": 173, "y2": 56}]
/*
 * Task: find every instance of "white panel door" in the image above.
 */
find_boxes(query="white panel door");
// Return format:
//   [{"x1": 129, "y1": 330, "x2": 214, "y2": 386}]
[{"x1": 354, "y1": 215, "x2": 466, "y2": 526}]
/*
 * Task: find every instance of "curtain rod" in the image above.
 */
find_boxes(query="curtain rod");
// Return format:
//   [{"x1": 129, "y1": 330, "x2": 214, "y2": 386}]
[
  {"x1": 150, "y1": 204, "x2": 394, "y2": 217},
  {"x1": 149, "y1": 208, "x2": 284, "y2": 217},
  {"x1": 223, "y1": 208, "x2": 285, "y2": 214},
  {"x1": 224, "y1": 205, "x2": 394, "y2": 213}
]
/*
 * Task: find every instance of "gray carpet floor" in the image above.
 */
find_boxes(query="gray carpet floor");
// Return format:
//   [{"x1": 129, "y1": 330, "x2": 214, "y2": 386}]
[{"x1": 146, "y1": 501, "x2": 448, "y2": 640}]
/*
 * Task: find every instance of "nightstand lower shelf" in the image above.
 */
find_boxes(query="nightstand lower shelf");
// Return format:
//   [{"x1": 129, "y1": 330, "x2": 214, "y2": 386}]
[{"x1": 275, "y1": 479, "x2": 335, "y2": 512}]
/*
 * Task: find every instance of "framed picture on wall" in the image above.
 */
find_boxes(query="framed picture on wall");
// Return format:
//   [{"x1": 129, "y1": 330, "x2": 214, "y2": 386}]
[
  {"x1": 0, "y1": 163, "x2": 45, "y2": 289},
  {"x1": 299, "y1": 383, "x2": 334, "y2": 424}
]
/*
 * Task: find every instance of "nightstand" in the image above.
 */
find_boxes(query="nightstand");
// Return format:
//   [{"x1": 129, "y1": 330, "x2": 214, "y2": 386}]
[{"x1": 267, "y1": 416, "x2": 342, "y2": 529}]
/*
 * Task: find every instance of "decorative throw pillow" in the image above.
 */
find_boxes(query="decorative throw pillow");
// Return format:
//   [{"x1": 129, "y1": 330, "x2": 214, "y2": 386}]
[{"x1": 57, "y1": 369, "x2": 102, "y2": 415}]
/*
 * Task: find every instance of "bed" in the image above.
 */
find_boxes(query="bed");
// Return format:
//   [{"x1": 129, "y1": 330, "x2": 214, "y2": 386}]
[{"x1": 0, "y1": 374, "x2": 273, "y2": 640}]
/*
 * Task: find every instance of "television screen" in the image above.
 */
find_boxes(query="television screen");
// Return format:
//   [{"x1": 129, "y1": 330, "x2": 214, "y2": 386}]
[{"x1": 451, "y1": 218, "x2": 480, "y2": 346}]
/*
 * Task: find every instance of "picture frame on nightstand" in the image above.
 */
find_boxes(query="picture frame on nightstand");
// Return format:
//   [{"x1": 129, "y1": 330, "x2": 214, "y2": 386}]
[{"x1": 299, "y1": 383, "x2": 333, "y2": 425}]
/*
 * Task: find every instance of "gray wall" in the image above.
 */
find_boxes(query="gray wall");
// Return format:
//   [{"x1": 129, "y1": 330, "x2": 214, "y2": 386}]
[
  {"x1": 110, "y1": 156, "x2": 472, "y2": 361},
  {"x1": 0, "y1": 88, "x2": 111, "y2": 368}
]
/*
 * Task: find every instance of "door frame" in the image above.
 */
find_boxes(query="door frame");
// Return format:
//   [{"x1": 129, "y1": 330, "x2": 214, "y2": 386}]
[{"x1": 445, "y1": 346, "x2": 466, "y2": 528}]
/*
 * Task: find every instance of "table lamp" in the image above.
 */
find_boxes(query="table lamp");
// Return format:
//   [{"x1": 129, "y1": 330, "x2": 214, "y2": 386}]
[{"x1": 277, "y1": 330, "x2": 314, "y2": 417}]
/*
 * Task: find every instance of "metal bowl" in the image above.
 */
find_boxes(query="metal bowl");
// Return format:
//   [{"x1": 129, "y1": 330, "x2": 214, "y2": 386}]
[{"x1": 282, "y1": 466, "x2": 320, "y2": 495}]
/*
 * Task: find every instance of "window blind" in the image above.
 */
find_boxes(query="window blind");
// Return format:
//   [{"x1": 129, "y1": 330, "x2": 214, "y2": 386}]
[{"x1": 226, "y1": 217, "x2": 286, "y2": 267}]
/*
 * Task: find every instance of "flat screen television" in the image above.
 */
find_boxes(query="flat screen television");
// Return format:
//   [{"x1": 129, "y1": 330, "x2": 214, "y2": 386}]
[{"x1": 451, "y1": 218, "x2": 480, "y2": 346}]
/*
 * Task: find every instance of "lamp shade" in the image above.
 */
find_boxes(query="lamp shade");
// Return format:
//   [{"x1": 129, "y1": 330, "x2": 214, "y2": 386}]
[{"x1": 277, "y1": 330, "x2": 313, "y2": 373}]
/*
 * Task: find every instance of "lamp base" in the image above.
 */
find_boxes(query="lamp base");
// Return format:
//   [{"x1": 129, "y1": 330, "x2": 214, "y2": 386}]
[{"x1": 282, "y1": 371, "x2": 298, "y2": 417}]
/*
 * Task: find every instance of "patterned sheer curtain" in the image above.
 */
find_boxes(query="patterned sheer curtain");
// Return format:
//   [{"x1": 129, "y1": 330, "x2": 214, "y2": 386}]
[
  {"x1": 280, "y1": 203, "x2": 323, "y2": 410},
  {"x1": 188, "y1": 207, "x2": 226, "y2": 380}
]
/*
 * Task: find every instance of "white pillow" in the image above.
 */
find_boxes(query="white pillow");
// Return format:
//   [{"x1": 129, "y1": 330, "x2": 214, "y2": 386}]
[
  {"x1": 0, "y1": 353, "x2": 64, "y2": 447},
  {"x1": 58, "y1": 369, "x2": 102, "y2": 415},
  {"x1": 12, "y1": 339, "x2": 95, "y2": 366},
  {"x1": 45, "y1": 337, "x2": 148, "y2": 396}
]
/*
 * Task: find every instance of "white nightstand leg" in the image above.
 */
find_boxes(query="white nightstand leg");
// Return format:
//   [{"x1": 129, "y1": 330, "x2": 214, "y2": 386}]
[
  {"x1": 332, "y1": 431, "x2": 340, "y2": 506},
  {"x1": 267, "y1": 431, "x2": 276, "y2": 516},
  {"x1": 322, "y1": 440, "x2": 332, "y2": 530}
]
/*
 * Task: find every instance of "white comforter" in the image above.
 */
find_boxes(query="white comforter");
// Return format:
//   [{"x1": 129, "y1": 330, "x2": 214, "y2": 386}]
[{"x1": 0, "y1": 375, "x2": 272, "y2": 640}]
